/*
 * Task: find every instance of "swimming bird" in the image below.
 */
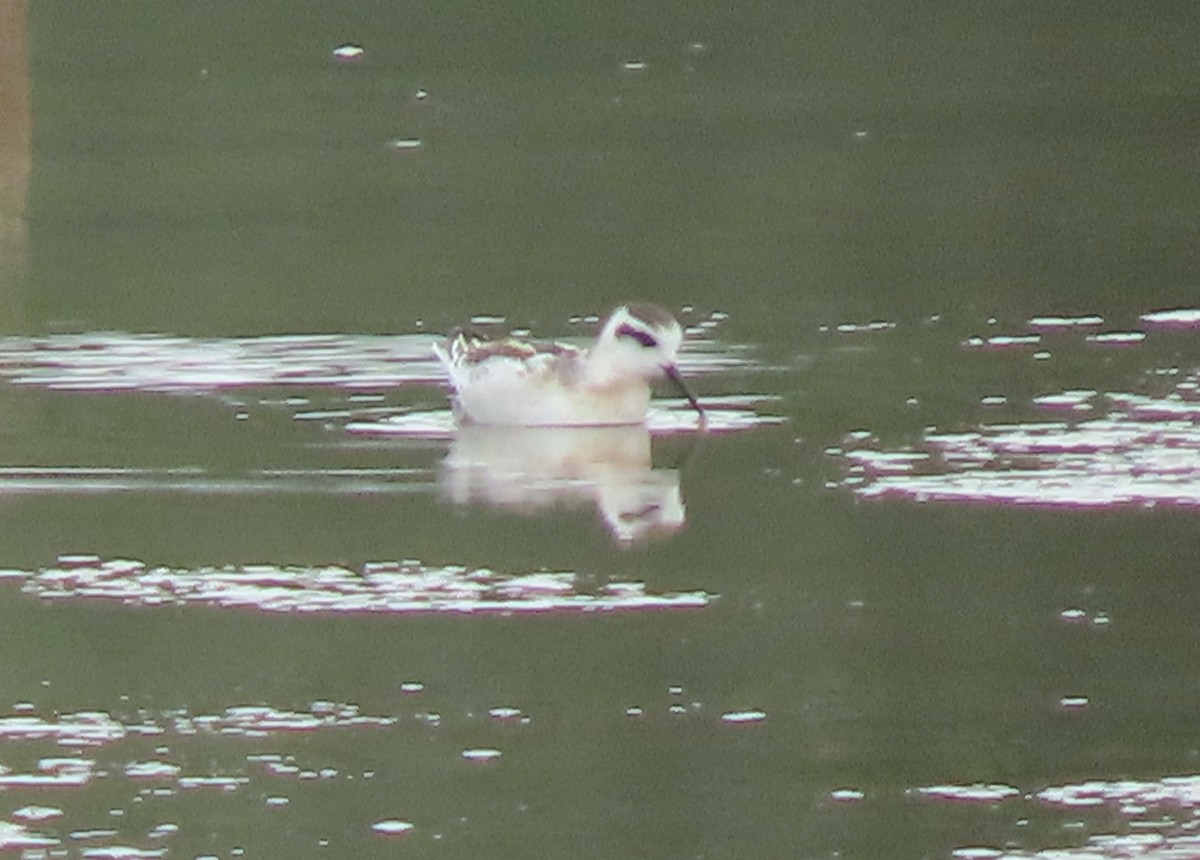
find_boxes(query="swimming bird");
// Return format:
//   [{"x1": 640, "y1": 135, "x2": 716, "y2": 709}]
[{"x1": 432, "y1": 303, "x2": 706, "y2": 426}]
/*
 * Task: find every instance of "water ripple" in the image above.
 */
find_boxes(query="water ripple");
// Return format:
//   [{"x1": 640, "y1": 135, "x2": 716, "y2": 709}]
[
  {"x1": 0, "y1": 466, "x2": 433, "y2": 496},
  {"x1": 0, "y1": 333, "x2": 443, "y2": 392},
  {"x1": 0, "y1": 329, "x2": 757, "y2": 394},
  {"x1": 922, "y1": 774, "x2": 1200, "y2": 859},
  {"x1": 345, "y1": 394, "x2": 784, "y2": 439},
  {"x1": 15, "y1": 555, "x2": 712, "y2": 615},
  {"x1": 835, "y1": 372, "x2": 1200, "y2": 509}
]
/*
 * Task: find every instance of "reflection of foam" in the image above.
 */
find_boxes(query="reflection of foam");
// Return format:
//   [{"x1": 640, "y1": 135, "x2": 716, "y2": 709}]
[
  {"x1": 442, "y1": 425, "x2": 684, "y2": 544},
  {"x1": 17, "y1": 556, "x2": 710, "y2": 613}
]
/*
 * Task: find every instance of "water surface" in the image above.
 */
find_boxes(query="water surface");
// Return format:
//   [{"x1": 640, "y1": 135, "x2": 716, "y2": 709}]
[{"x1": 3, "y1": 1, "x2": 1200, "y2": 857}]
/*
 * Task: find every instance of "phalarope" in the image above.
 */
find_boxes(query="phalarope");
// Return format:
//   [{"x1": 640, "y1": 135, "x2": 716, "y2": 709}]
[{"x1": 433, "y1": 303, "x2": 706, "y2": 426}]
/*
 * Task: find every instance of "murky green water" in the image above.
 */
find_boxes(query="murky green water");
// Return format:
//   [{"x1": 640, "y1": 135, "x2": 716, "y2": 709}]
[{"x1": 3, "y1": 1, "x2": 1200, "y2": 857}]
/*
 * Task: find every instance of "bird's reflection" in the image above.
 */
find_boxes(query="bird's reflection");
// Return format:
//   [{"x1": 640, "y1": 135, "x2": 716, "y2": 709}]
[{"x1": 439, "y1": 425, "x2": 685, "y2": 544}]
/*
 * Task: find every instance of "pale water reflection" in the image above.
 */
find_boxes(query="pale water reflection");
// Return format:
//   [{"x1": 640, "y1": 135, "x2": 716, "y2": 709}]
[
  {"x1": 0, "y1": 701, "x2": 398, "y2": 853},
  {"x1": 11, "y1": 555, "x2": 711, "y2": 614},
  {"x1": 441, "y1": 425, "x2": 684, "y2": 544},
  {"x1": 0, "y1": 689, "x2": 781, "y2": 855},
  {"x1": 0, "y1": 307, "x2": 1194, "y2": 859},
  {"x1": 0, "y1": 332, "x2": 446, "y2": 392},
  {"x1": 0, "y1": 466, "x2": 432, "y2": 496},
  {"x1": 346, "y1": 393, "x2": 782, "y2": 438},
  {"x1": 0, "y1": 328, "x2": 780, "y2": 543},
  {"x1": 833, "y1": 310, "x2": 1200, "y2": 510},
  {"x1": 0, "y1": 317, "x2": 752, "y2": 394},
  {"x1": 2, "y1": 698, "x2": 1197, "y2": 858},
  {"x1": 916, "y1": 776, "x2": 1200, "y2": 860},
  {"x1": 342, "y1": 400, "x2": 781, "y2": 542}
]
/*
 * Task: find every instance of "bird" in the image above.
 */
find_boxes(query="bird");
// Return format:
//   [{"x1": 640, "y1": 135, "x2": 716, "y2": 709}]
[{"x1": 432, "y1": 303, "x2": 706, "y2": 426}]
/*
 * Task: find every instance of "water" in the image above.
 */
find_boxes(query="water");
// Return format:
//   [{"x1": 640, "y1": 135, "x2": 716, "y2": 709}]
[{"x1": 4, "y1": 0, "x2": 1200, "y2": 857}]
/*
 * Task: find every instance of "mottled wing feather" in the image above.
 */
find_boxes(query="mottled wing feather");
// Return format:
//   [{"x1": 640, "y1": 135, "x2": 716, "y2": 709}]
[{"x1": 457, "y1": 335, "x2": 580, "y2": 367}]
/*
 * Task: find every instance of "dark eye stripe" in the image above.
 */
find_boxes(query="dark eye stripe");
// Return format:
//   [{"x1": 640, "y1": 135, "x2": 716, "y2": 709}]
[{"x1": 616, "y1": 324, "x2": 659, "y2": 348}]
